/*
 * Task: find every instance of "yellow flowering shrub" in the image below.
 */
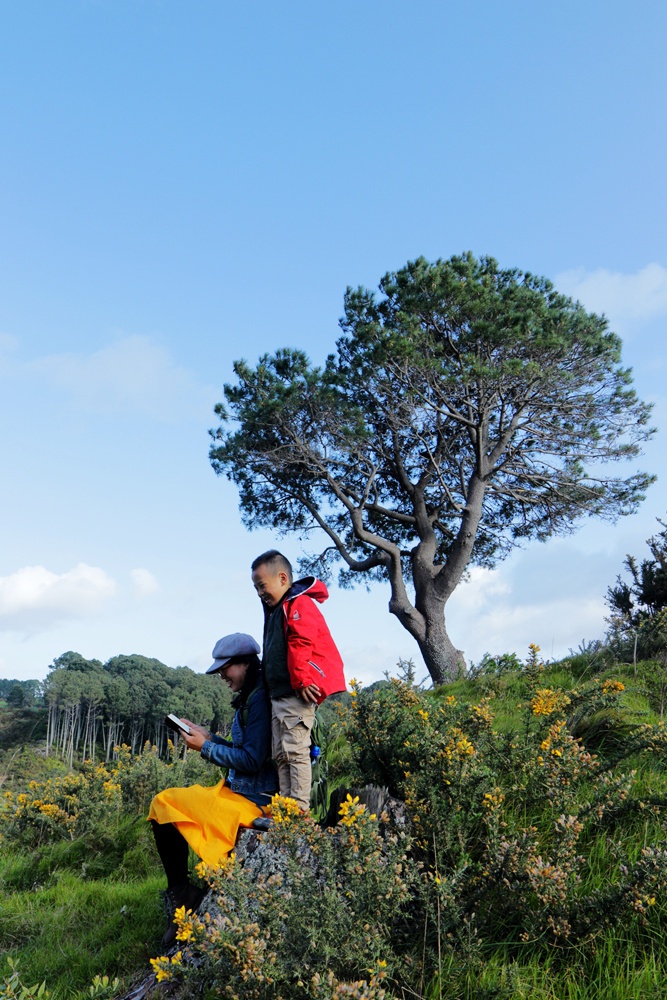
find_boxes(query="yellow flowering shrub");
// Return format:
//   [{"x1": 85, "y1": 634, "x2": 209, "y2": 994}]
[
  {"x1": 152, "y1": 800, "x2": 417, "y2": 999},
  {"x1": 531, "y1": 688, "x2": 572, "y2": 717},
  {"x1": 0, "y1": 740, "x2": 212, "y2": 847},
  {"x1": 338, "y1": 793, "x2": 375, "y2": 827},
  {"x1": 271, "y1": 793, "x2": 302, "y2": 824},
  {"x1": 149, "y1": 951, "x2": 182, "y2": 983},
  {"x1": 602, "y1": 678, "x2": 626, "y2": 694},
  {"x1": 336, "y1": 652, "x2": 667, "y2": 958}
]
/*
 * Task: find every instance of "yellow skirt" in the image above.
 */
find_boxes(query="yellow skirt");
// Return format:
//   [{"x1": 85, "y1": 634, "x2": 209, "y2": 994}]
[{"x1": 147, "y1": 778, "x2": 264, "y2": 867}]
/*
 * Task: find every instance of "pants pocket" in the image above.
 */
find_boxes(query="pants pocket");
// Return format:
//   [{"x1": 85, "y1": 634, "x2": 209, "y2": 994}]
[{"x1": 281, "y1": 717, "x2": 310, "y2": 754}]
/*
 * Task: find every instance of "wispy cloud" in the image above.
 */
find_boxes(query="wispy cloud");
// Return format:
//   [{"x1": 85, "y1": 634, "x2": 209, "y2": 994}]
[
  {"x1": 556, "y1": 263, "x2": 667, "y2": 334},
  {"x1": 447, "y1": 558, "x2": 608, "y2": 665},
  {"x1": 131, "y1": 567, "x2": 159, "y2": 597},
  {"x1": 474, "y1": 595, "x2": 607, "y2": 659},
  {"x1": 449, "y1": 566, "x2": 511, "y2": 612},
  {"x1": 32, "y1": 334, "x2": 214, "y2": 420},
  {"x1": 0, "y1": 563, "x2": 117, "y2": 632}
]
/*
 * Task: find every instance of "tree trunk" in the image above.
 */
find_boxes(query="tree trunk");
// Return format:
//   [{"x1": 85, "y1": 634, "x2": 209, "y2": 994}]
[
  {"x1": 414, "y1": 613, "x2": 465, "y2": 686},
  {"x1": 388, "y1": 578, "x2": 465, "y2": 686}
]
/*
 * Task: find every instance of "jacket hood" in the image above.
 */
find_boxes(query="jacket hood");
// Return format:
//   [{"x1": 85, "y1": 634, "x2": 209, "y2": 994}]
[{"x1": 285, "y1": 576, "x2": 329, "y2": 604}]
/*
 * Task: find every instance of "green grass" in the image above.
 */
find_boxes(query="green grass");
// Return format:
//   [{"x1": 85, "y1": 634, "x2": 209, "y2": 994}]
[
  {"x1": 4, "y1": 658, "x2": 667, "y2": 999},
  {"x1": 0, "y1": 872, "x2": 165, "y2": 996},
  {"x1": 0, "y1": 817, "x2": 168, "y2": 998},
  {"x1": 430, "y1": 943, "x2": 667, "y2": 1000},
  {"x1": 0, "y1": 815, "x2": 156, "y2": 892}
]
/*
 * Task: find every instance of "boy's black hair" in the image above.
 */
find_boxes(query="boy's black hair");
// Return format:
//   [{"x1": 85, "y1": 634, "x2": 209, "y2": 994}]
[
  {"x1": 230, "y1": 653, "x2": 262, "y2": 712},
  {"x1": 251, "y1": 549, "x2": 293, "y2": 583}
]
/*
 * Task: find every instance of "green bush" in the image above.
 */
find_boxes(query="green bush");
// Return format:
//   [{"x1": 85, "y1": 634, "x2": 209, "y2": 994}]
[
  {"x1": 0, "y1": 741, "x2": 213, "y2": 850},
  {"x1": 151, "y1": 794, "x2": 419, "y2": 999},
  {"x1": 338, "y1": 652, "x2": 667, "y2": 961}
]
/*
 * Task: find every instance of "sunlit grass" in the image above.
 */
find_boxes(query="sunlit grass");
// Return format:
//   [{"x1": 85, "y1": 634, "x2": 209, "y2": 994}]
[{"x1": 0, "y1": 869, "x2": 164, "y2": 997}]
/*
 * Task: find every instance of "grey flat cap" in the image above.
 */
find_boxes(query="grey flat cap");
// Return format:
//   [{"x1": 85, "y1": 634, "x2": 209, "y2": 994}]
[{"x1": 207, "y1": 632, "x2": 261, "y2": 674}]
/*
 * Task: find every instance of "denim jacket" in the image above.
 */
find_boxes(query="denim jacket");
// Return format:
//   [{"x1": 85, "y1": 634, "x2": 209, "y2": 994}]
[{"x1": 200, "y1": 684, "x2": 278, "y2": 807}]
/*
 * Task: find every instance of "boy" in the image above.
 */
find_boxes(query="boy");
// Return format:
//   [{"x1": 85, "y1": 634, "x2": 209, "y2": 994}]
[{"x1": 251, "y1": 549, "x2": 345, "y2": 812}]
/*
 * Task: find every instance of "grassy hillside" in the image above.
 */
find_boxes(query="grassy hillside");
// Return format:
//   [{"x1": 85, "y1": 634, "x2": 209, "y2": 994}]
[{"x1": 2, "y1": 649, "x2": 667, "y2": 999}]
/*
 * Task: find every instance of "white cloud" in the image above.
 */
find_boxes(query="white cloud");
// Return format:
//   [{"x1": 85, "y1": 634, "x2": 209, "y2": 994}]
[
  {"x1": 0, "y1": 563, "x2": 117, "y2": 631},
  {"x1": 450, "y1": 590, "x2": 607, "y2": 666},
  {"x1": 31, "y1": 334, "x2": 216, "y2": 420},
  {"x1": 478, "y1": 595, "x2": 605, "y2": 651},
  {"x1": 131, "y1": 567, "x2": 159, "y2": 597},
  {"x1": 556, "y1": 263, "x2": 667, "y2": 334},
  {"x1": 448, "y1": 566, "x2": 511, "y2": 612}
]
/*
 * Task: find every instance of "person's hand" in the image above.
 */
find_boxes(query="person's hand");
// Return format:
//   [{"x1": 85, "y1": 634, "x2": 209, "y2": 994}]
[
  {"x1": 180, "y1": 720, "x2": 210, "y2": 752},
  {"x1": 298, "y1": 683, "x2": 321, "y2": 704},
  {"x1": 182, "y1": 728, "x2": 207, "y2": 752},
  {"x1": 181, "y1": 719, "x2": 210, "y2": 739}
]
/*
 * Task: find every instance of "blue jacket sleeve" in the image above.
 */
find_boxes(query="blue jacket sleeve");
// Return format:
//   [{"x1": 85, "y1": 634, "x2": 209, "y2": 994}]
[
  {"x1": 208, "y1": 733, "x2": 233, "y2": 748},
  {"x1": 200, "y1": 691, "x2": 272, "y2": 774}
]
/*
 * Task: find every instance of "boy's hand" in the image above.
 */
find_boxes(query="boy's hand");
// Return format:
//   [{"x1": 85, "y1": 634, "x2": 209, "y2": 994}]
[{"x1": 298, "y1": 683, "x2": 321, "y2": 704}]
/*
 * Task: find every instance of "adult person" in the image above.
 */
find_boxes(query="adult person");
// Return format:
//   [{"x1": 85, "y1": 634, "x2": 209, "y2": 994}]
[{"x1": 148, "y1": 632, "x2": 277, "y2": 948}]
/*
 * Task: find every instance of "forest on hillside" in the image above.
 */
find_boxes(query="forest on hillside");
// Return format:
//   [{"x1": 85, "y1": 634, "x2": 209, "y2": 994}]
[{"x1": 0, "y1": 652, "x2": 232, "y2": 764}]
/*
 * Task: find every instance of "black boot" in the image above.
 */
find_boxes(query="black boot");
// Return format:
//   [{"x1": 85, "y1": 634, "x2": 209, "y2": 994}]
[
  {"x1": 161, "y1": 880, "x2": 206, "y2": 949},
  {"x1": 252, "y1": 816, "x2": 274, "y2": 831}
]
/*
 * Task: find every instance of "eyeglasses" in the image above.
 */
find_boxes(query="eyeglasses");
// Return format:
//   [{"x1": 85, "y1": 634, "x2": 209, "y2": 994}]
[{"x1": 218, "y1": 659, "x2": 248, "y2": 675}]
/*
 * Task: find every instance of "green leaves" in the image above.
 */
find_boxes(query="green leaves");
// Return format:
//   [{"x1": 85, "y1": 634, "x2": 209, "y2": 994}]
[{"x1": 210, "y1": 253, "x2": 655, "y2": 681}]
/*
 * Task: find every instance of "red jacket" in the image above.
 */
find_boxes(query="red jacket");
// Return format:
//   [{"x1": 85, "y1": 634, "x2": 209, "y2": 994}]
[{"x1": 281, "y1": 577, "x2": 346, "y2": 704}]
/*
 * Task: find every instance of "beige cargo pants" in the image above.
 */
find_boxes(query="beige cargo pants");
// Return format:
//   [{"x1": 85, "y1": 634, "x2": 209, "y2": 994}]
[{"x1": 271, "y1": 694, "x2": 316, "y2": 813}]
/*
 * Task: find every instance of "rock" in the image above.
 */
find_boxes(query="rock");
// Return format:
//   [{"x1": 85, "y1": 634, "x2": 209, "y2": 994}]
[{"x1": 324, "y1": 783, "x2": 411, "y2": 832}]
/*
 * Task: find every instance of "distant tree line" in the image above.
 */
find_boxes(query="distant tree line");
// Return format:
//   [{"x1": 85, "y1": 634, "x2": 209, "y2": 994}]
[
  {"x1": 42, "y1": 651, "x2": 232, "y2": 766},
  {"x1": 0, "y1": 678, "x2": 44, "y2": 708}
]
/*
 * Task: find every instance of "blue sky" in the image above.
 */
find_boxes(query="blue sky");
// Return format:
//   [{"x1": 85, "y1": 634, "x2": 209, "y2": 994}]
[{"x1": 1, "y1": 0, "x2": 666, "y2": 685}]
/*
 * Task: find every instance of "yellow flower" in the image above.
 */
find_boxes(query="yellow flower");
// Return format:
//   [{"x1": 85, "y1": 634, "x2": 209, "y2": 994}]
[
  {"x1": 531, "y1": 688, "x2": 571, "y2": 717},
  {"x1": 195, "y1": 860, "x2": 209, "y2": 880},
  {"x1": 338, "y1": 793, "x2": 366, "y2": 827},
  {"x1": 271, "y1": 793, "x2": 302, "y2": 824},
  {"x1": 103, "y1": 780, "x2": 121, "y2": 799},
  {"x1": 442, "y1": 727, "x2": 475, "y2": 761},
  {"x1": 483, "y1": 788, "x2": 504, "y2": 810},
  {"x1": 39, "y1": 803, "x2": 62, "y2": 818},
  {"x1": 418, "y1": 709, "x2": 429, "y2": 722},
  {"x1": 150, "y1": 956, "x2": 172, "y2": 983},
  {"x1": 472, "y1": 702, "x2": 493, "y2": 724}
]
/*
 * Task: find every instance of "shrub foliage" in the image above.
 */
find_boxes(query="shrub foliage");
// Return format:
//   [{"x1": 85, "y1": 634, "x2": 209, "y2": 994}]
[{"x1": 5, "y1": 647, "x2": 667, "y2": 999}]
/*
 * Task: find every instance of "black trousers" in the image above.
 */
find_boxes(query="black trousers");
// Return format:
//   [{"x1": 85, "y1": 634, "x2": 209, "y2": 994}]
[{"x1": 150, "y1": 820, "x2": 190, "y2": 888}]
